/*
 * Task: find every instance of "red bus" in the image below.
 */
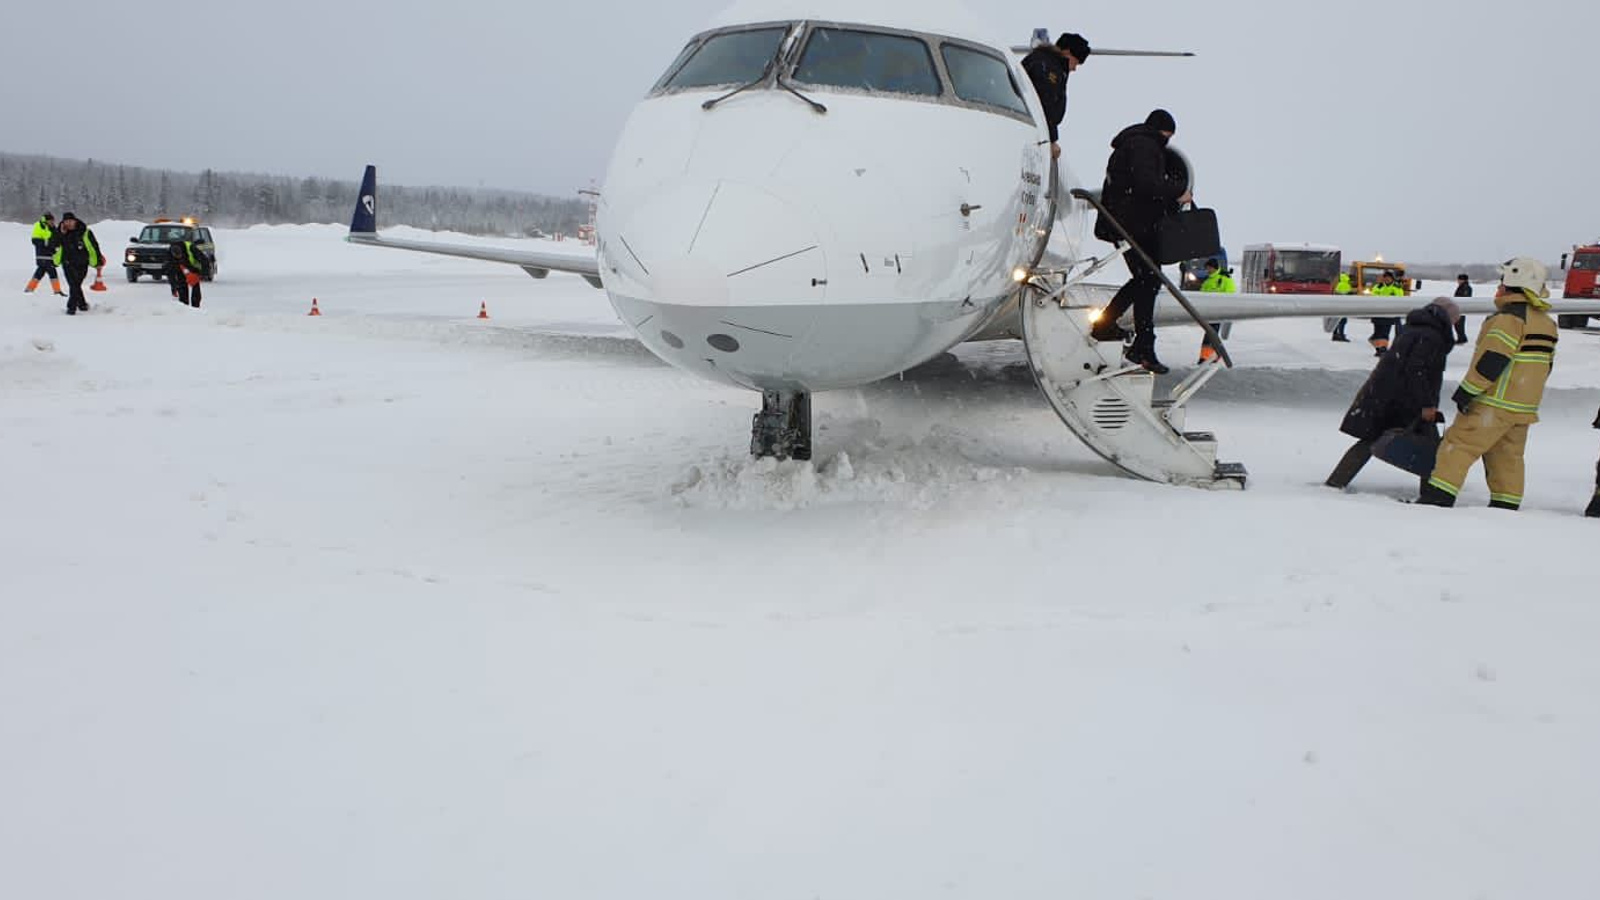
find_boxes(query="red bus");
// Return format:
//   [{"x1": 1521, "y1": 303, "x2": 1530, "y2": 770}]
[{"x1": 1241, "y1": 243, "x2": 1341, "y2": 294}]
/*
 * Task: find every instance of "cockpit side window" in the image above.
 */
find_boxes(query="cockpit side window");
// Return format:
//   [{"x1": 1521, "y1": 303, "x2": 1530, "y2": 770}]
[
  {"x1": 661, "y1": 27, "x2": 788, "y2": 90},
  {"x1": 792, "y1": 27, "x2": 941, "y2": 97},
  {"x1": 941, "y1": 44, "x2": 1029, "y2": 116}
]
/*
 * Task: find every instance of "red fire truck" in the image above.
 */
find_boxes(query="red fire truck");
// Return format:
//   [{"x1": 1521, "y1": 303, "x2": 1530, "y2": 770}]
[
  {"x1": 1240, "y1": 243, "x2": 1341, "y2": 294},
  {"x1": 1558, "y1": 241, "x2": 1600, "y2": 328}
]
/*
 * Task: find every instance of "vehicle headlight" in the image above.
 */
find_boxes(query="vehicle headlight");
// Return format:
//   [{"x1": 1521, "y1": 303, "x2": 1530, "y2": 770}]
[{"x1": 125, "y1": 251, "x2": 136, "y2": 262}]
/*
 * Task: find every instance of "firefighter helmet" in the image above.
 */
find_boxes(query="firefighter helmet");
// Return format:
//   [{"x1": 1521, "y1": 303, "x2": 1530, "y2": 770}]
[{"x1": 1499, "y1": 257, "x2": 1550, "y2": 298}]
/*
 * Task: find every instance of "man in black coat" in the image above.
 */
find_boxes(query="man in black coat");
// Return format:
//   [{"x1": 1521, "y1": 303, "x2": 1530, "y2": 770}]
[
  {"x1": 1021, "y1": 32, "x2": 1090, "y2": 160},
  {"x1": 1091, "y1": 109, "x2": 1191, "y2": 373},
  {"x1": 46, "y1": 212, "x2": 105, "y2": 315},
  {"x1": 1326, "y1": 297, "x2": 1460, "y2": 488},
  {"x1": 1453, "y1": 273, "x2": 1472, "y2": 344}
]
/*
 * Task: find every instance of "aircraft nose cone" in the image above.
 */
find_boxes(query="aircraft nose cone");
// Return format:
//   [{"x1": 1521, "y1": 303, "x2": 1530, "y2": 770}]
[
  {"x1": 609, "y1": 178, "x2": 825, "y2": 306},
  {"x1": 649, "y1": 256, "x2": 730, "y2": 307}
]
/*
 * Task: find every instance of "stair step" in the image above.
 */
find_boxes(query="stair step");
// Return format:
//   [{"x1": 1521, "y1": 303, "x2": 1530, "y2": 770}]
[{"x1": 1213, "y1": 462, "x2": 1249, "y2": 488}]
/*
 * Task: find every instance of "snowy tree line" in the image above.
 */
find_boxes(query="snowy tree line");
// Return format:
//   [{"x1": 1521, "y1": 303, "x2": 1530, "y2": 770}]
[{"x1": 0, "y1": 153, "x2": 589, "y2": 237}]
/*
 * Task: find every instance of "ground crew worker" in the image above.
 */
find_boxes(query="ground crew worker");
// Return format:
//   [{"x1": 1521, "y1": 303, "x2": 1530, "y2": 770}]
[
  {"x1": 25, "y1": 212, "x2": 66, "y2": 296},
  {"x1": 1022, "y1": 32, "x2": 1090, "y2": 161},
  {"x1": 1587, "y1": 407, "x2": 1600, "y2": 518},
  {"x1": 1330, "y1": 272, "x2": 1354, "y2": 342},
  {"x1": 47, "y1": 213, "x2": 103, "y2": 315},
  {"x1": 1197, "y1": 258, "x2": 1234, "y2": 364},
  {"x1": 1368, "y1": 271, "x2": 1405, "y2": 356},
  {"x1": 166, "y1": 239, "x2": 211, "y2": 307},
  {"x1": 1419, "y1": 257, "x2": 1558, "y2": 509},
  {"x1": 1453, "y1": 273, "x2": 1472, "y2": 344}
]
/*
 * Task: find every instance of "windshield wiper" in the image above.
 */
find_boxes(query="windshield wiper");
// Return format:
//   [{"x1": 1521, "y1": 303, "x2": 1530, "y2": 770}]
[
  {"x1": 702, "y1": 58, "x2": 777, "y2": 112},
  {"x1": 776, "y1": 76, "x2": 828, "y2": 114}
]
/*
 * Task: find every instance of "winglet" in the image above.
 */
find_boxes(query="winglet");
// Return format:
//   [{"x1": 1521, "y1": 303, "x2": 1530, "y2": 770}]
[{"x1": 350, "y1": 165, "x2": 378, "y2": 235}]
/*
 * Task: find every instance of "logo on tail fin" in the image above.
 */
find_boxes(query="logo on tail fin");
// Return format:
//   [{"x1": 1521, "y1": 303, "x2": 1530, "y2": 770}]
[{"x1": 363, "y1": 195, "x2": 375, "y2": 215}]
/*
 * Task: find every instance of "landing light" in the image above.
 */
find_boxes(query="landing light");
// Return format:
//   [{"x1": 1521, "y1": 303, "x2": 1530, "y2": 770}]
[
  {"x1": 1012, "y1": 267, "x2": 1031, "y2": 283},
  {"x1": 1088, "y1": 307, "x2": 1104, "y2": 323}
]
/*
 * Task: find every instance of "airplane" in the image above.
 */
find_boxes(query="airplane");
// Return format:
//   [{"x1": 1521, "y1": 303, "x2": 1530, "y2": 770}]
[{"x1": 346, "y1": 0, "x2": 1600, "y2": 488}]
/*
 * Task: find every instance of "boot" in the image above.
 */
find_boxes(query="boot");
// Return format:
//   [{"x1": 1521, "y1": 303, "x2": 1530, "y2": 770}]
[
  {"x1": 1090, "y1": 322, "x2": 1131, "y2": 342},
  {"x1": 1585, "y1": 492, "x2": 1600, "y2": 518},
  {"x1": 1324, "y1": 442, "x2": 1372, "y2": 489},
  {"x1": 1417, "y1": 483, "x2": 1457, "y2": 507},
  {"x1": 25, "y1": 278, "x2": 39, "y2": 293},
  {"x1": 1331, "y1": 331, "x2": 1349, "y2": 342},
  {"x1": 51, "y1": 278, "x2": 64, "y2": 296},
  {"x1": 1125, "y1": 339, "x2": 1169, "y2": 375}
]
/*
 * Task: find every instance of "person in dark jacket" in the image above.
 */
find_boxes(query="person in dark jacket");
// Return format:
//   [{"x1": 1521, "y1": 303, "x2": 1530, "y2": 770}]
[
  {"x1": 1091, "y1": 109, "x2": 1191, "y2": 373},
  {"x1": 46, "y1": 213, "x2": 104, "y2": 315},
  {"x1": 166, "y1": 239, "x2": 211, "y2": 307},
  {"x1": 25, "y1": 212, "x2": 66, "y2": 296},
  {"x1": 1325, "y1": 297, "x2": 1461, "y2": 489},
  {"x1": 1453, "y1": 273, "x2": 1472, "y2": 344},
  {"x1": 1021, "y1": 32, "x2": 1090, "y2": 160},
  {"x1": 1586, "y1": 407, "x2": 1600, "y2": 518}
]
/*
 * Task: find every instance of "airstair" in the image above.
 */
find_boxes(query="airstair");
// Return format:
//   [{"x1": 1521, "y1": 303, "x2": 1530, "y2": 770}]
[{"x1": 1015, "y1": 174, "x2": 1247, "y2": 488}]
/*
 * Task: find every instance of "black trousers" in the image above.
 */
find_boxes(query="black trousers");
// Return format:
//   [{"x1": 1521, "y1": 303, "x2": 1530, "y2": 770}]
[
  {"x1": 1105, "y1": 251, "x2": 1162, "y2": 349},
  {"x1": 63, "y1": 262, "x2": 88, "y2": 310},
  {"x1": 167, "y1": 266, "x2": 202, "y2": 306},
  {"x1": 1455, "y1": 316, "x2": 1469, "y2": 342},
  {"x1": 1369, "y1": 317, "x2": 1401, "y2": 342},
  {"x1": 32, "y1": 257, "x2": 59, "y2": 280}
]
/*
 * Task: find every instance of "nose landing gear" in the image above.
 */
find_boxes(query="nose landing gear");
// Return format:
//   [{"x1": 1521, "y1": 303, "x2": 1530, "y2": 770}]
[{"x1": 751, "y1": 390, "x2": 812, "y2": 461}]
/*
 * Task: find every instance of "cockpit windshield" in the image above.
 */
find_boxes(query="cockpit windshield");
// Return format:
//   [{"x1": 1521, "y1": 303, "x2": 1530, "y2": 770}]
[
  {"x1": 660, "y1": 27, "x2": 788, "y2": 90},
  {"x1": 1274, "y1": 251, "x2": 1341, "y2": 283},
  {"x1": 792, "y1": 27, "x2": 940, "y2": 96}
]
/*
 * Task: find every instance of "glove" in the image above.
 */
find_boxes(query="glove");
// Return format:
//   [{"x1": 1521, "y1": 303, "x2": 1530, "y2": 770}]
[
  {"x1": 1452, "y1": 386, "x2": 1475, "y2": 414},
  {"x1": 1592, "y1": 407, "x2": 1600, "y2": 430},
  {"x1": 185, "y1": 272, "x2": 200, "y2": 287}
]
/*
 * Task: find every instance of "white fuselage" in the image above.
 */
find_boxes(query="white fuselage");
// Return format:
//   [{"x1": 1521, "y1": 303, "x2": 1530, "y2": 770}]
[{"x1": 592, "y1": 14, "x2": 1053, "y2": 393}]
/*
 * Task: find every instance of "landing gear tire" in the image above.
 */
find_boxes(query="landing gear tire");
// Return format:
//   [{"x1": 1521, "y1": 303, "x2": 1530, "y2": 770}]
[{"x1": 751, "y1": 390, "x2": 812, "y2": 461}]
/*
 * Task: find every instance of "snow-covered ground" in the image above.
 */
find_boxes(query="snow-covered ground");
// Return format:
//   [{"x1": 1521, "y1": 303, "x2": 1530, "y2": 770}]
[{"x1": 4, "y1": 221, "x2": 1600, "y2": 899}]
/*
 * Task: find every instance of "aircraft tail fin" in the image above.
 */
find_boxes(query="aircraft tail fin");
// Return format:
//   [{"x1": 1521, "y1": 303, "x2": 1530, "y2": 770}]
[{"x1": 350, "y1": 165, "x2": 378, "y2": 235}]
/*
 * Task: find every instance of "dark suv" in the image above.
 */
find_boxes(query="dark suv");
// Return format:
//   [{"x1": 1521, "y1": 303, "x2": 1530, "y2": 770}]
[{"x1": 124, "y1": 219, "x2": 218, "y2": 283}]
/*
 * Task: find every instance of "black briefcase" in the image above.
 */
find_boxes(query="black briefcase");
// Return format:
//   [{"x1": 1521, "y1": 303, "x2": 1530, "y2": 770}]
[
  {"x1": 1371, "y1": 420, "x2": 1441, "y2": 477},
  {"x1": 1156, "y1": 206, "x2": 1222, "y2": 265}
]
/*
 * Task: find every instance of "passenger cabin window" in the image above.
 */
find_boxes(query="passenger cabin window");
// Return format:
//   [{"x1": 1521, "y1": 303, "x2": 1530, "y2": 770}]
[
  {"x1": 793, "y1": 28, "x2": 940, "y2": 97},
  {"x1": 661, "y1": 27, "x2": 788, "y2": 90},
  {"x1": 941, "y1": 44, "x2": 1029, "y2": 116}
]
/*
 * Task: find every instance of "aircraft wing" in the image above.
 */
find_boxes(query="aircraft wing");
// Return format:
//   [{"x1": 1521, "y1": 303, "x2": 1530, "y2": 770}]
[
  {"x1": 344, "y1": 165, "x2": 603, "y2": 289},
  {"x1": 1160, "y1": 292, "x2": 1600, "y2": 325}
]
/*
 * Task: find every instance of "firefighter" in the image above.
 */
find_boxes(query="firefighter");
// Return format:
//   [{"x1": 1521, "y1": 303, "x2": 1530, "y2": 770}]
[
  {"x1": 1091, "y1": 108, "x2": 1192, "y2": 374},
  {"x1": 1330, "y1": 272, "x2": 1354, "y2": 342},
  {"x1": 25, "y1": 212, "x2": 65, "y2": 296},
  {"x1": 1197, "y1": 258, "x2": 1234, "y2": 364},
  {"x1": 1453, "y1": 273, "x2": 1472, "y2": 344},
  {"x1": 47, "y1": 213, "x2": 104, "y2": 315},
  {"x1": 1419, "y1": 258, "x2": 1557, "y2": 509},
  {"x1": 1021, "y1": 32, "x2": 1090, "y2": 161},
  {"x1": 166, "y1": 238, "x2": 211, "y2": 307},
  {"x1": 1368, "y1": 271, "x2": 1405, "y2": 357}
]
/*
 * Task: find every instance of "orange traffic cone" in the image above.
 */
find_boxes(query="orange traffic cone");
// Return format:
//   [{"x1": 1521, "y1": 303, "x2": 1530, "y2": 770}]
[
  {"x1": 308, "y1": 297, "x2": 322, "y2": 316},
  {"x1": 477, "y1": 301, "x2": 490, "y2": 320},
  {"x1": 90, "y1": 270, "x2": 107, "y2": 292}
]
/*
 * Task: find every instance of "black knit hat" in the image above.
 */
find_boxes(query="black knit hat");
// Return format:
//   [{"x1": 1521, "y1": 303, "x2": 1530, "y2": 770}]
[
  {"x1": 1056, "y1": 33, "x2": 1091, "y2": 61},
  {"x1": 1145, "y1": 109, "x2": 1176, "y2": 133},
  {"x1": 61, "y1": 211, "x2": 77, "y2": 221}
]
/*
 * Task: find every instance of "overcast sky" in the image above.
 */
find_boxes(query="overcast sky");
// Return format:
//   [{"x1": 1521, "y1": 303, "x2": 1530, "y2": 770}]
[{"x1": 6, "y1": 0, "x2": 1595, "y2": 262}]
